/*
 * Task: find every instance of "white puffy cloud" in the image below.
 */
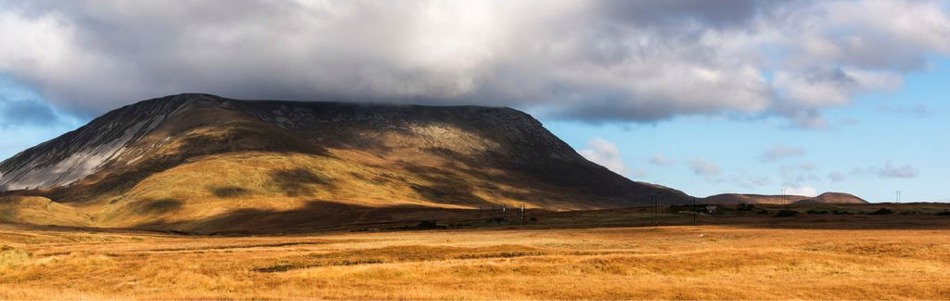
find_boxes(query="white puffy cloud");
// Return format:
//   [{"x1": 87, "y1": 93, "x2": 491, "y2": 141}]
[
  {"x1": 784, "y1": 186, "x2": 818, "y2": 197},
  {"x1": 579, "y1": 138, "x2": 629, "y2": 176},
  {"x1": 0, "y1": 0, "x2": 947, "y2": 125},
  {"x1": 648, "y1": 153, "x2": 675, "y2": 166}
]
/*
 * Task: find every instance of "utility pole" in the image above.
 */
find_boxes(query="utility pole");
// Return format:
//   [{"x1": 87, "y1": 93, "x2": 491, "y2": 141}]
[
  {"x1": 520, "y1": 203, "x2": 525, "y2": 225},
  {"x1": 652, "y1": 193, "x2": 659, "y2": 226},
  {"x1": 896, "y1": 190, "x2": 902, "y2": 204},
  {"x1": 692, "y1": 197, "x2": 697, "y2": 226}
]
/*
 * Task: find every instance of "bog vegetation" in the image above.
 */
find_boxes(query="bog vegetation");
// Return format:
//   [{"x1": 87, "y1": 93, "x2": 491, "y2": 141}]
[{"x1": 0, "y1": 210, "x2": 948, "y2": 300}]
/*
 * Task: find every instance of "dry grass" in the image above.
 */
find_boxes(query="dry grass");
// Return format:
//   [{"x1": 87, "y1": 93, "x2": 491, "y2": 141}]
[
  {"x1": 0, "y1": 196, "x2": 91, "y2": 226},
  {"x1": 0, "y1": 220, "x2": 947, "y2": 300}
]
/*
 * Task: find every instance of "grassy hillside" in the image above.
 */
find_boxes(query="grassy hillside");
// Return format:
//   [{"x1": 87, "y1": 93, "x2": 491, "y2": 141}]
[
  {"x1": 0, "y1": 196, "x2": 91, "y2": 227},
  {"x1": 19, "y1": 147, "x2": 631, "y2": 233}
]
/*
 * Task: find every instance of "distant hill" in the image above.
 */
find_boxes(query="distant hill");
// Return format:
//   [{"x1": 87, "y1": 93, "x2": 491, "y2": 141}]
[
  {"x1": 794, "y1": 192, "x2": 868, "y2": 205},
  {"x1": 0, "y1": 93, "x2": 690, "y2": 232},
  {"x1": 702, "y1": 192, "x2": 868, "y2": 206}
]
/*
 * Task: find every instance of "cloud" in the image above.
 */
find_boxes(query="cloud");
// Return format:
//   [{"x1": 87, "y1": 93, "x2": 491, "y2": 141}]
[
  {"x1": 852, "y1": 161, "x2": 920, "y2": 179},
  {"x1": 648, "y1": 153, "x2": 675, "y2": 166},
  {"x1": 827, "y1": 171, "x2": 846, "y2": 183},
  {"x1": 0, "y1": 1, "x2": 947, "y2": 126},
  {"x1": 784, "y1": 186, "x2": 818, "y2": 197},
  {"x1": 779, "y1": 163, "x2": 822, "y2": 187},
  {"x1": 630, "y1": 168, "x2": 648, "y2": 178},
  {"x1": 876, "y1": 161, "x2": 920, "y2": 178},
  {"x1": 689, "y1": 159, "x2": 721, "y2": 176},
  {"x1": 760, "y1": 145, "x2": 806, "y2": 162},
  {"x1": 579, "y1": 138, "x2": 629, "y2": 176},
  {"x1": 878, "y1": 103, "x2": 933, "y2": 118},
  {"x1": 733, "y1": 174, "x2": 771, "y2": 189}
]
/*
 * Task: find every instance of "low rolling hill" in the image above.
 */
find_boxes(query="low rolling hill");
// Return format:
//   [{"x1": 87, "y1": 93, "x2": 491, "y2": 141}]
[{"x1": 701, "y1": 192, "x2": 868, "y2": 206}]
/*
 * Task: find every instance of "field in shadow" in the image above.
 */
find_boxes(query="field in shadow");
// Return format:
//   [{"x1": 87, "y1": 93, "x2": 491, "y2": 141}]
[
  {"x1": 132, "y1": 199, "x2": 504, "y2": 234},
  {"x1": 127, "y1": 200, "x2": 950, "y2": 235}
]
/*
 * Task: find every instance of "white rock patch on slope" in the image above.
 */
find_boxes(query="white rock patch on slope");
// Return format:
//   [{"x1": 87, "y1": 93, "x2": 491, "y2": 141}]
[{"x1": 0, "y1": 118, "x2": 159, "y2": 191}]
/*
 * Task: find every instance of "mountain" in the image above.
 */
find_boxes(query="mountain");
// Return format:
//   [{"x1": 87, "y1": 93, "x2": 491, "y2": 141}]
[
  {"x1": 794, "y1": 192, "x2": 868, "y2": 205},
  {"x1": 0, "y1": 93, "x2": 689, "y2": 232},
  {"x1": 701, "y1": 192, "x2": 868, "y2": 205},
  {"x1": 701, "y1": 193, "x2": 803, "y2": 206}
]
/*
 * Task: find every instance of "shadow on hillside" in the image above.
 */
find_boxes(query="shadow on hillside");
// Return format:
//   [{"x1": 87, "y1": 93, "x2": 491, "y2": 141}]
[
  {"x1": 420, "y1": 146, "x2": 673, "y2": 208},
  {"x1": 402, "y1": 165, "x2": 493, "y2": 207},
  {"x1": 211, "y1": 186, "x2": 250, "y2": 198},
  {"x1": 132, "y1": 199, "x2": 488, "y2": 235},
  {"x1": 135, "y1": 198, "x2": 183, "y2": 215},
  {"x1": 0, "y1": 198, "x2": 19, "y2": 222},
  {"x1": 269, "y1": 168, "x2": 334, "y2": 197}
]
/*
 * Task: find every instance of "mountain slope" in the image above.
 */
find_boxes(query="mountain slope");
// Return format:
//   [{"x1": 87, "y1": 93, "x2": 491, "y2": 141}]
[
  {"x1": 0, "y1": 196, "x2": 90, "y2": 226},
  {"x1": 0, "y1": 94, "x2": 689, "y2": 232}
]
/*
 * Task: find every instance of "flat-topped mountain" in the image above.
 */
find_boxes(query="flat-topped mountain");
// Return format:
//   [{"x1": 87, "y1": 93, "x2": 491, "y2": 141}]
[{"x1": 0, "y1": 94, "x2": 689, "y2": 232}]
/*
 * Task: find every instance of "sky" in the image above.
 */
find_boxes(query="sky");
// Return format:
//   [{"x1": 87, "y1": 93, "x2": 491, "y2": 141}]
[{"x1": 1, "y1": 0, "x2": 949, "y2": 202}]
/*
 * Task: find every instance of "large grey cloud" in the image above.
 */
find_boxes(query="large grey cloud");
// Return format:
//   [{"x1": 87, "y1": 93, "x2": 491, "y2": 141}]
[{"x1": 0, "y1": 0, "x2": 948, "y2": 125}]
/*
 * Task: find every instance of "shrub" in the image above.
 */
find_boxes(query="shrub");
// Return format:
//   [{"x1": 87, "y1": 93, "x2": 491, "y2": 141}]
[
  {"x1": 737, "y1": 203, "x2": 756, "y2": 211},
  {"x1": 937, "y1": 210, "x2": 950, "y2": 216},
  {"x1": 867, "y1": 208, "x2": 894, "y2": 215},
  {"x1": 416, "y1": 220, "x2": 443, "y2": 229},
  {"x1": 0, "y1": 245, "x2": 30, "y2": 268},
  {"x1": 775, "y1": 210, "x2": 800, "y2": 217}
]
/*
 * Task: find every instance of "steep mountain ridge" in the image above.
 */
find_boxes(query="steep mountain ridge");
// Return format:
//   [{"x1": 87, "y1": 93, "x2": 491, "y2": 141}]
[
  {"x1": 0, "y1": 97, "x2": 187, "y2": 190},
  {"x1": 0, "y1": 94, "x2": 689, "y2": 232}
]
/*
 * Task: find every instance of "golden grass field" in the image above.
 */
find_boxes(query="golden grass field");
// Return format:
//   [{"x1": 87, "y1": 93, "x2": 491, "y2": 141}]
[{"x1": 1, "y1": 211, "x2": 948, "y2": 300}]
